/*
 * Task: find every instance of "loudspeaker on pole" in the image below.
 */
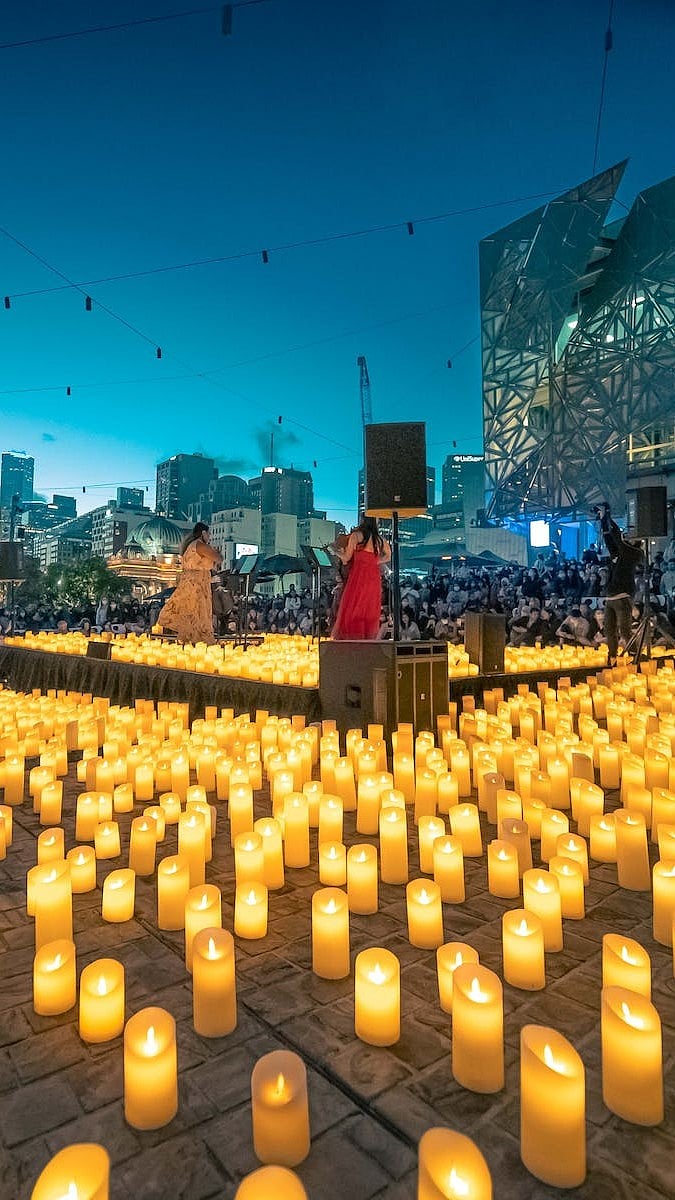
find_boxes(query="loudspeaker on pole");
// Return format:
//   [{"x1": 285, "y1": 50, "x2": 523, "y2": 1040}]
[
  {"x1": 364, "y1": 422, "x2": 427, "y2": 517},
  {"x1": 625, "y1": 487, "x2": 668, "y2": 538}
]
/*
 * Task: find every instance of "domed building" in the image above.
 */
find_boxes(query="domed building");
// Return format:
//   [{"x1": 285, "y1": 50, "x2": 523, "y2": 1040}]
[
  {"x1": 133, "y1": 517, "x2": 184, "y2": 557},
  {"x1": 108, "y1": 516, "x2": 190, "y2": 597}
]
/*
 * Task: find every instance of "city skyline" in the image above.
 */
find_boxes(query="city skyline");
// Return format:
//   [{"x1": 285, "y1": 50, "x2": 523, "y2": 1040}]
[{"x1": 2, "y1": 1, "x2": 675, "y2": 526}]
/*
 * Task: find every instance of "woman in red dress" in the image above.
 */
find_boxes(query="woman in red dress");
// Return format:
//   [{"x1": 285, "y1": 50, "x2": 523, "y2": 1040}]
[{"x1": 331, "y1": 517, "x2": 391, "y2": 640}]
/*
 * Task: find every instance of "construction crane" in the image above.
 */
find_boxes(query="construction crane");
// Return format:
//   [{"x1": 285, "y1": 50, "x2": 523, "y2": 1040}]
[{"x1": 357, "y1": 355, "x2": 372, "y2": 429}]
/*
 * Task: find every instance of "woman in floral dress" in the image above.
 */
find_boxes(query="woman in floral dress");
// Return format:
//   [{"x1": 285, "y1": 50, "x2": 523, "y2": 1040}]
[{"x1": 158, "y1": 523, "x2": 222, "y2": 645}]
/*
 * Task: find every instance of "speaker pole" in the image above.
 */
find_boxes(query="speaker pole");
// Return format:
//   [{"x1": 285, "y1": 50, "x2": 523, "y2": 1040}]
[{"x1": 391, "y1": 511, "x2": 401, "y2": 642}]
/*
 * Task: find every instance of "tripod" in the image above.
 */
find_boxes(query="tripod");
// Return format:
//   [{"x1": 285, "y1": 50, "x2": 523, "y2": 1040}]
[{"x1": 619, "y1": 538, "x2": 653, "y2": 665}]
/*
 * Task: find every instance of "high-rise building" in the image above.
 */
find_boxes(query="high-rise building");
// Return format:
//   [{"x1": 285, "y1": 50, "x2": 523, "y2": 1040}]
[
  {"x1": 248, "y1": 467, "x2": 314, "y2": 519},
  {"x1": 440, "y1": 455, "x2": 485, "y2": 524},
  {"x1": 481, "y1": 162, "x2": 675, "y2": 519},
  {"x1": 117, "y1": 486, "x2": 145, "y2": 509},
  {"x1": 1, "y1": 452, "x2": 34, "y2": 509},
  {"x1": 188, "y1": 474, "x2": 250, "y2": 525},
  {"x1": 155, "y1": 453, "x2": 217, "y2": 520}
]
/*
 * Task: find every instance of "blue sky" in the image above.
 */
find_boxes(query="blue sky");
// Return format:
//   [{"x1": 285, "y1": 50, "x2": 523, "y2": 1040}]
[{"x1": 1, "y1": 0, "x2": 674, "y2": 523}]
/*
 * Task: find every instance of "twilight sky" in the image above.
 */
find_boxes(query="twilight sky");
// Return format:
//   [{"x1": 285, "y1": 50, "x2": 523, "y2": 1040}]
[{"x1": 1, "y1": 0, "x2": 674, "y2": 524}]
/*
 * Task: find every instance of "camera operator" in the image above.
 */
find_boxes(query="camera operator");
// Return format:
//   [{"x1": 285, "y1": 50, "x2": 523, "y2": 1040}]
[{"x1": 595, "y1": 502, "x2": 643, "y2": 666}]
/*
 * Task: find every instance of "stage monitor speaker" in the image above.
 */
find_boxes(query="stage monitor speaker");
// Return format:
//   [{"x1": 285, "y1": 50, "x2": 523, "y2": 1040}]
[
  {"x1": 86, "y1": 641, "x2": 112, "y2": 660},
  {"x1": 0, "y1": 542, "x2": 24, "y2": 582},
  {"x1": 626, "y1": 487, "x2": 668, "y2": 538},
  {"x1": 364, "y1": 422, "x2": 427, "y2": 517},
  {"x1": 319, "y1": 641, "x2": 448, "y2": 737},
  {"x1": 463, "y1": 611, "x2": 506, "y2": 674}
]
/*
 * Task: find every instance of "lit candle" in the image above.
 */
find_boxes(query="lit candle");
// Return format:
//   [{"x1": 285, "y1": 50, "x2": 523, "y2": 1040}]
[
  {"x1": 520, "y1": 1025, "x2": 585, "y2": 1187},
  {"x1": 229, "y1": 783, "x2": 254, "y2": 842},
  {"x1": 615, "y1": 808, "x2": 651, "y2": 891},
  {"x1": 487, "y1": 841, "x2": 520, "y2": 899},
  {"x1": 79, "y1": 958, "x2": 125, "y2": 1042},
  {"x1": 159, "y1": 791, "x2": 182, "y2": 824},
  {"x1": 418, "y1": 815, "x2": 446, "y2": 873},
  {"x1": 496, "y1": 788, "x2": 522, "y2": 826},
  {"x1": 318, "y1": 795, "x2": 343, "y2": 845},
  {"x1": 452, "y1": 965, "x2": 504, "y2": 1093},
  {"x1": 417, "y1": 1127, "x2": 492, "y2": 1200},
  {"x1": 113, "y1": 783, "x2": 134, "y2": 814},
  {"x1": 29, "y1": 765, "x2": 55, "y2": 813},
  {"x1": 33, "y1": 939, "x2": 76, "y2": 1015},
  {"x1": 157, "y1": 855, "x2": 191, "y2": 930},
  {"x1": 75, "y1": 793, "x2": 101, "y2": 841},
  {"x1": 251, "y1": 1049, "x2": 310, "y2": 1166},
  {"x1": 170, "y1": 753, "x2": 190, "y2": 801},
  {"x1": 234, "y1": 832, "x2": 266, "y2": 886},
  {"x1": 0, "y1": 804, "x2": 13, "y2": 846},
  {"x1": 67, "y1": 846, "x2": 97, "y2": 893},
  {"x1": 234, "y1": 1166, "x2": 307, "y2": 1199},
  {"x1": 94, "y1": 821, "x2": 121, "y2": 861},
  {"x1": 357, "y1": 774, "x2": 382, "y2": 834},
  {"x1": 283, "y1": 795, "x2": 310, "y2": 868},
  {"x1": 602, "y1": 933, "x2": 651, "y2": 998},
  {"x1": 406, "y1": 880, "x2": 444, "y2": 949},
  {"x1": 124, "y1": 1006, "x2": 178, "y2": 1129},
  {"x1": 234, "y1": 882, "x2": 268, "y2": 940},
  {"x1": 2, "y1": 755, "x2": 24, "y2": 805},
  {"x1": 539, "y1": 809, "x2": 569, "y2": 863},
  {"x1": 254, "y1": 817, "x2": 285, "y2": 890},
  {"x1": 143, "y1": 805, "x2": 167, "y2": 843},
  {"x1": 354, "y1": 947, "x2": 400, "y2": 1045},
  {"x1": 549, "y1": 857, "x2": 585, "y2": 919},
  {"x1": 29, "y1": 1143, "x2": 110, "y2": 1200},
  {"x1": 318, "y1": 841, "x2": 347, "y2": 886},
  {"x1": 437, "y1": 773, "x2": 459, "y2": 815},
  {"x1": 379, "y1": 807, "x2": 409, "y2": 884},
  {"x1": 185, "y1": 884, "x2": 222, "y2": 969},
  {"x1": 657, "y1": 822, "x2": 675, "y2": 862},
  {"x1": 448, "y1": 804, "x2": 482, "y2": 857},
  {"x1": 522, "y1": 869, "x2": 562, "y2": 952},
  {"x1": 393, "y1": 753, "x2": 415, "y2": 806},
  {"x1": 312, "y1": 887, "x2": 350, "y2": 979},
  {"x1": 347, "y1": 844, "x2": 378, "y2": 914},
  {"x1": 128, "y1": 817, "x2": 156, "y2": 877},
  {"x1": 436, "y1": 942, "x2": 479, "y2": 1013},
  {"x1": 482, "y1": 771, "x2": 505, "y2": 824},
  {"x1": 39, "y1": 781, "x2": 63, "y2": 826},
  {"x1": 37, "y1": 828, "x2": 65, "y2": 865},
  {"x1": 192, "y1": 927, "x2": 237, "y2": 1037},
  {"x1": 414, "y1": 770, "x2": 438, "y2": 823},
  {"x1": 33, "y1": 861, "x2": 72, "y2": 949},
  {"x1": 601, "y1": 986, "x2": 663, "y2": 1125},
  {"x1": 652, "y1": 860, "x2": 675, "y2": 946},
  {"x1": 178, "y1": 810, "x2": 207, "y2": 887},
  {"x1": 547, "y1": 757, "x2": 570, "y2": 809},
  {"x1": 102, "y1": 869, "x2": 135, "y2": 922},
  {"x1": 433, "y1": 836, "x2": 465, "y2": 902},
  {"x1": 502, "y1": 911, "x2": 545, "y2": 990},
  {"x1": 599, "y1": 744, "x2": 620, "y2": 790},
  {"x1": 590, "y1": 813, "x2": 616, "y2": 863},
  {"x1": 574, "y1": 781, "x2": 605, "y2": 837}
]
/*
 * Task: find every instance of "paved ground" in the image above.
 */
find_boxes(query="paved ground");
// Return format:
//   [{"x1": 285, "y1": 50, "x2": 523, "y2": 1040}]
[{"x1": 1, "y1": 746, "x2": 674, "y2": 1198}]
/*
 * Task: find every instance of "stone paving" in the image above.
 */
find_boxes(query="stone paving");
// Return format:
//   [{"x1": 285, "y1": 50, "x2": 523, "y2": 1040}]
[{"x1": 1, "y1": 749, "x2": 675, "y2": 1198}]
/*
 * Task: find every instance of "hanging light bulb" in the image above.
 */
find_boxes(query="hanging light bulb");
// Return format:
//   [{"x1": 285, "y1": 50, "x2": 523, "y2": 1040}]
[
  {"x1": 156, "y1": 347, "x2": 162, "y2": 359},
  {"x1": 3, "y1": 296, "x2": 10, "y2": 309},
  {"x1": 85, "y1": 296, "x2": 92, "y2": 311},
  {"x1": 407, "y1": 221, "x2": 414, "y2": 236},
  {"x1": 261, "y1": 250, "x2": 269, "y2": 264},
  {"x1": 66, "y1": 386, "x2": 71, "y2": 396},
  {"x1": 277, "y1": 415, "x2": 282, "y2": 424}
]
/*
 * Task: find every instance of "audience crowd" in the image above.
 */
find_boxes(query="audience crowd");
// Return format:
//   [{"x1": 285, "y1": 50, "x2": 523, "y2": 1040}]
[{"x1": 3, "y1": 542, "x2": 675, "y2": 649}]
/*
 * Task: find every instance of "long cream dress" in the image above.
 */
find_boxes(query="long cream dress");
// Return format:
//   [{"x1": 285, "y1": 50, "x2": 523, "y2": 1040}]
[{"x1": 158, "y1": 541, "x2": 216, "y2": 645}]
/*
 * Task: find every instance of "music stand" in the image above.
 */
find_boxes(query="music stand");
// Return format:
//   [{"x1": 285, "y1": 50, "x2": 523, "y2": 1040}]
[
  {"x1": 301, "y1": 545, "x2": 335, "y2": 640},
  {"x1": 235, "y1": 554, "x2": 260, "y2": 648}
]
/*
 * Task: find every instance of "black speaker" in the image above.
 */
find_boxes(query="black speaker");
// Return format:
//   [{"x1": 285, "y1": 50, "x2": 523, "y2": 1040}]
[
  {"x1": 463, "y1": 611, "x2": 506, "y2": 674},
  {"x1": 86, "y1": 641, "x2": 112, "y2": 660},
  {"x1": 364, "y1": 422, "x2": 427, "y2": 516},
  {"x1": 0, "y1": 542, "x2": 24, "y2": 581},
  {"x1": 318, "y1": 641, "x2": 448, "y2": 736},
  {"x1": 626, "y1": 487, "x2": 668, "y2": 538}
]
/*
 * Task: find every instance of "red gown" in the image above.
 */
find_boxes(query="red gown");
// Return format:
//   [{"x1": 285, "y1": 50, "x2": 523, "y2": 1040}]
[{"x1": 332, "y1": 544, "x2": 382, "y2": 640}]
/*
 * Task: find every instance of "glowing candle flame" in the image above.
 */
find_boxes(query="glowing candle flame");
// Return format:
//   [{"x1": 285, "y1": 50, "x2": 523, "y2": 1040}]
[
  {"x1": 566, "y1": 839, "x2": 577, "y2": 851},
  {"x1": 418, "y1": 888, "x2": 431, "y2": 904},
  {"x1": 110, "y1": 878, "x2": 123, "y2": 890},
  {"x1": 447, "y1": 1167, "x2": 470, "y2": 1197},
  {"x1": 57, "y1": 1184, "x2": 78, "y2": 1200},
  {"x1": 441, "y1": 841, "x2": 454, "y2": 855},
  {"x1": 207, "y1": 937, "x2": 218, "y2": 959},
  {"x1": 561, "y1": 864, "x2": 572, "y2": 875},
  {"x1": 273, "y1": 1072, "x2": 286, "y2": 1098},
  {"x1": 325, "y1": 899, "x2": 338, "y2": 915},
  {"x1": 452, "y1": 952, "x2": 464, "y2": 968},
  {"x1": 197, "y1": 893, "x2": 209, "y2": 910},
  {"x1": 96, "y1": 975, "x2": 108, "y2": 996},
  {"x1": 599, "y1": 820, "x2": 611, "y2": 831},
  {"x1": 166, "y1": 863, "x2": 178, "y2": 875},
  {"x1": 497, "y1": 849, "x2": 509, "y2": 861},
  {"x1": 543, "y1": 1043, "x2": 565, "y2": 1073},
  {"x1": 244, "y1": 840, "x2": 255, "y2": 852},
  {"x1": 620, "y1": 1001, "x2": 645, "y2": 1029},
  {"x1": 356, "y1": 851, "x2": 368, "y2": 863},
  {"x1": 45, "y1": 869, "x2": 57, "y2": 883},
  {"x1": 620, "y1": 944, "x2": 637, "y2": 964},
  {"x1": 469, "y1": 976, "x2": 488, "y2": 1002},
  {"x1": 144, "y1": 1025, "x2": 158, "y2": 1053},
  {"x1": 516, "y1": 918, "x2": 530, "y2": 936},
  {"x1": 368, "y1": 962, "x2": 387, "y2": 985},
  {"x1": 386, "y1": 810, "x2": 398, "y2": 823},
  {"x1": 246, "y1": 889, "x2": 258, "y2": 905},
  {"x1": 46, "y1": 953, "x2": 63, "y2": 972}
]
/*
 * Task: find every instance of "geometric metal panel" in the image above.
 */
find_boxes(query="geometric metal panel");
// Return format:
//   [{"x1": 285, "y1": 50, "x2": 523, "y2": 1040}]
[{"x1": 482, "y1": 162, "x2": 675, "y2": 519}]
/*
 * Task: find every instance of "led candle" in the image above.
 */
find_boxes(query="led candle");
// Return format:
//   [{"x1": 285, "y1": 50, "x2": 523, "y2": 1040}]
[
  {"x1": 185, "y1": 884, "x2": 222, "y2": 969},
  {"x1": 405, "y1": 879, "x2": 443, "y2": 949},
  {"x1": 392, "y1": 753, "x2": 414, "y2": 806},
  {"x1": 354, "y1": 947, "x2": 400, "y2": 1045},
  {"x1": 417, "y1": 1127, "x2": 492, "y2": 1200},
  {"x1": 0, "y1": 804, "x2": 13, "y2": 847},
  {"x1": 67, "y1": 846, "x2": 97, "y2": 893},
  {"x1": 254, "y1": 817, "x2": 285, "y2": 890},
  {"x1": 548, "y1": 854, "x2": 584, "y2": 917},
  {"x1": 652, "y1": 860, "x2": 675, "y2": 945},
  {"x1": 539, "y1": 809, "x2": 569, "y2": 863},
  {"x1": 39, "y1": 781, "x2": 63, "y2": 826},
  {"x1": 602, "y1": 933, "x2": 651, "y2": 998},
  {"x1": 76, "y1": 793, "x2": 101, "y2": 842},
  {"x1": 318, "y1": 841, "x2": 347, "y2": 886},
  {"x1": 33, "y1": 861, "x2": 72, "y2": 949},
  {"x1": 284, "y1": 795, "x2": 310, "y2": 868},
  {"x1": 234, "y1": 882, "x2": 268, "y2": 939},
  {"x1": 251, "y1": 1050, "x2": 310, "y2": 1166},
  {"x1": 657, "y1": 822, "x2": 675, "y2": 862},
  {"x1": 196, "y1": 748, "x2": 216, "y2": 793},
  {"x1": 418, "y1": 815, "x2": 446, "y2": 874},
  {"x1": 79, "y1": 958, "x2": 125, "y2": 1042},
  {"x1": 651, "y1": 787, "x2": 675, "y2": 841},
  {"x1": 437, "y1": 773, "x2": 459, "y2": 815},
  {"x1": 599, "y1": 744, "x2": 620, "y2": 789},
  {"x1": 318, "y1": 795, "x2": 343, "y2": 845},
  {"x1": 548, "y1": 757, "x2": 570, "y2": 809},
  {"x1": 97, "y1": 793, "x2": 113, "y2": 823},
  {"x1": 347, "y1": 844, "x2": 378, "y2": 914},
  {"x1": 487, "y1": 840, "x2": 520, "y2": 899},
  {"x1": 414, "y1": 770, "x2": 438, "y2": 823},
  {"x1": 601, "y1": 986, "x2": 663, "y2": 1124},
  {"x1": 436, "y1": 943, "x2": 479, "y2": 1013},
  {"x1": 29, "y1": 765, "x2": 55, "y2": 813},
  {"x1": 2, "y1": 756, "x2": 24, "y2": 805},
  {"x1": 615, "y1": 808, "x2": 650, "y2": 890},
  {"x1": 520, "y1": 1025, "x2": 585, "y2": 1187},
  {"x1": 312, "y1": 887, "x2": 350, "y2": 979},
  {"x1": 355, "y1": 774, "x2": 380, "y2": 834},
  {"x1": 498, "y1": 818, "x2": 532, "y2": 875},
  {"x1": 522, "y1": 797, "x2": 546, "y2": 840},
  {"x1": 30, "y1": 1144, "x2": 110, "y2": 1200},
  {"x1": 230, "y1": 783, "x2": 255, "y2": 842},
  {"x1": 590, "y1": 813, "x2": 616, "y2": 862},
  {"x1": 143, "y1": 804, "x2": 167, "y2": 843},
  {"x1": 113, "y1": 783, "x2": 134, "y2": 814},
  {"x1": 302, "y1": 779, "x2": 323, "y2": 828},
  {"x1": 37, "y1": 828, "x2": 64, "y2": 864},
  {"x1": 575, "y1": 782, "x2": 605, "y2": 837},
  {"x1": 502, "y1": 910, "x2": 545, "y2": 990},
  {"x1": 171, "y1": 753, "x2": 190, "y2": 801},
  {"x1": 496, "y1": 789, "x2": 522, "y2": 825},
  {"x1": 555, "y1": 832, "x2": 589, "y2": 883},
  {"x1": 433, "y1": 835, "x2": 465, "y2": 903},
  {"x1": 235, "y1": 1166, "x2": 307, "y2": 1200},
  {"x1": 482, "y1": 772, "x2": 505, "y2": 824},
  {"x1": 33, "y1": 939, "x2": 76, "y2": 1015},
  {"x1": 448, "y1": 804, "x2": 482, "y2": 857},
  {"x1": 379, "y1": 806, "x2": 409, "y2": 884},
  {"x1": 452, "y1": 965, "x2": 504, "y2": 1093},
  {"x1": 159, "y1": 791, "x2": 182, "y2": 824},
  {"x1": 450, "y1": 747, "x2": 471, "y2": 797},
  {"x1": 102, "y1": 869, "x2": 135, "y2": 922},
  {"x1": 234, "y1": 832, "x2": 266, "y2": 886},
  {"x1": 94, "y1": 821, "x2": 121, "y2": 860},
  {"x1": 192, "y1": 927, "x2": 237, "y2": 1036},
  {"x1": 95, "y1": 760, "x2": 115, "y2": 795},
  {"x1": 124, "y1": 1007, "x2": 178, "y2": 1129},
  {"x1": 157, "y1": 855, "x2": 190, "y2": 930},
  {"x1": 523, "y1": 869, "x2": 562, "y2": 951},
  {"x1": 127, "y1": 817, "x2": 156, "y2": 877},
  {"x1": 333, "y1": 757, "x2": 357, "y2": 811},
  {"x1": 178, "y1": 810, "x2": 207, "y2": 887}
]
